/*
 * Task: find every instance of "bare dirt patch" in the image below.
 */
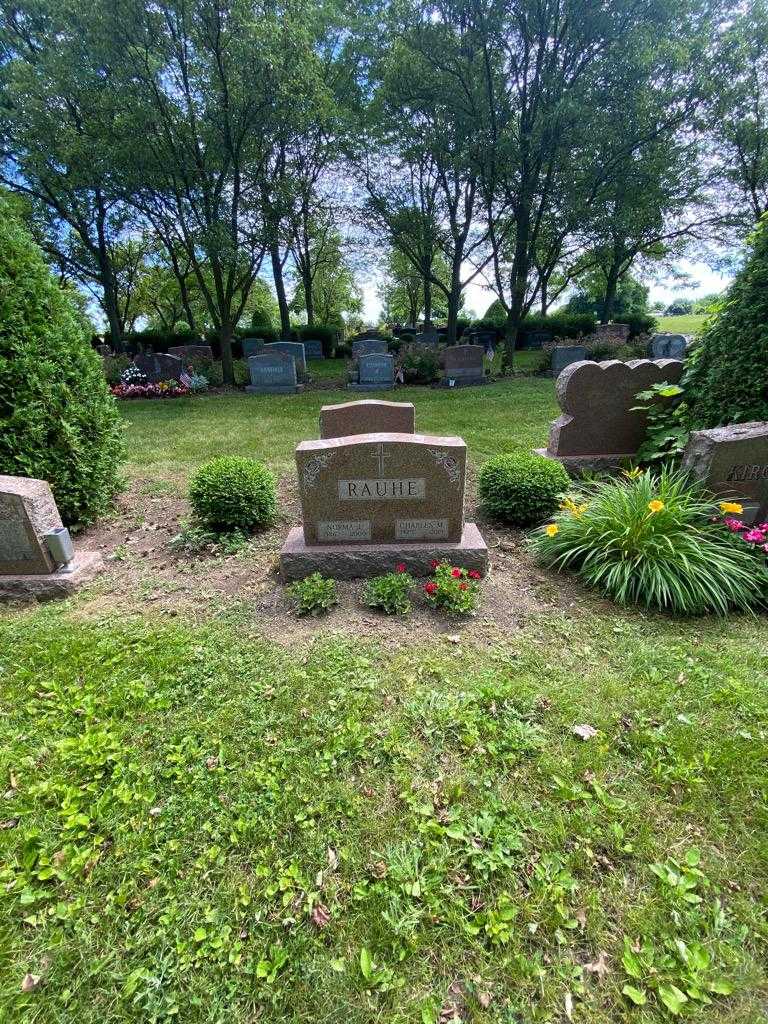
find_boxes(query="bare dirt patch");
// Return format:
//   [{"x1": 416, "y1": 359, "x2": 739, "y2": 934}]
[{"x1": 74, "y1": 472, "x2": 595, "y2": 644}]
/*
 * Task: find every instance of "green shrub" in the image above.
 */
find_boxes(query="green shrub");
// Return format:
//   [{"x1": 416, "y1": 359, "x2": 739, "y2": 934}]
[
  {"x1": 687, "y1": 215, "x2": 768, "y2": 427},
  {"x1": 0, "y1": 201, "x2": 124, "y2": 526},
  {"x1": 188, "y1": 456, "x2": 276, "y2": 532},
  {"x1": 530, "y1": 469, "x2": 766, "y2": 615},
  {"x1": 423, "y1": 562, "x2": 482, "y2": 615},
  {"x1": 103, "y1": 353, "x2": 131, "y2": 385},
  {"x1": 478, "y1": 452, "x2": 570, "y2": 526},
  {"x1": 362, "y1": 567, "x2": 414, "y2": 614},
  {"x1": 399, "y1": 344, "x2": 441, "y2": 384},
  {"x1": 523, "y1": 312, "x2": 597, "y2": 339},
  {"x1": 288, "y1": 573, "x2": 338, "y2": 616}
]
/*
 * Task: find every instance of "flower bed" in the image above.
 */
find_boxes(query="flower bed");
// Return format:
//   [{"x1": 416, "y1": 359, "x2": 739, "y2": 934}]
[{"x1": 111, "y1": 380, "x2": 190, "y2": 400}]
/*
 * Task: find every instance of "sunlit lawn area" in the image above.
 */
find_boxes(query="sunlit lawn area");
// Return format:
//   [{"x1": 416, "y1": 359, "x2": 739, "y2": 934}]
[
  {"x1": 655, "y1": 314, "x2": 709, "y2": 335},
  {"x1": 1, "y1": 377, "x2": 766, "y2": 1023}
]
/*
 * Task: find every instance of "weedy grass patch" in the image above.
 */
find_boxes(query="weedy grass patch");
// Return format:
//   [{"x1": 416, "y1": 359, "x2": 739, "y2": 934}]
[{"x1": 0, "y1": 608, "x2": 766, "y2": 1022}]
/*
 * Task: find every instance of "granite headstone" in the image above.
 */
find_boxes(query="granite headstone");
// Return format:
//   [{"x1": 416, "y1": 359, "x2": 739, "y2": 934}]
[
  {"x1": 242, "y1": 338, "x2": 266, "y2": 359},
  {"x1": 348, "y1": 353, "x2": 395, "y2": 391},
  {"x1": 266, "y1": 341, "x2": 306, "y2": 376},
  {"x1": 648, "y1": 334, "x2": 687, "y2": 360},
  {"x1": 303, "y1": 338, "x2": 325, "y2": 360},
  {"x1": 352, "y1": 338, "x2": 388, "y2": 359},
  {"x1": 536, "y1": 359, "x2": 685, "y2": 472},
  {"x1": 167, "y1": 344, "x2": 214, "y2": 361},
  {"x1": 134, "y1": 352, "x2": 184, "y2": 383},
  {"x1": 551, "y1": 345, "x2": 587, "y2": 377},
  {"x1": 441, "y1": 344, "x2": 487, "y2": 387},
  {"x1": 246, "y1": 351, "x2": 302, "y2": 394},
  {"x1": 320, "y1": 400, "x2": 415, "y2": 439},
  {"x1": 682, "y1": 421, "x2": 768, "y2": 525},
  {"x1": 280, "y1": 432, "x2": 488, "y2": 579}
]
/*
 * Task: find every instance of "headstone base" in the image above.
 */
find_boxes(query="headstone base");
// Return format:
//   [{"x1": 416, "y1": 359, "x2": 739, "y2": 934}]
[
  {"x1": 280, "y1": 523, "x2": 488, "y2": 581},
  {"x1": 435, "y1": 376, "x2": 489, "y2": 388},
  {"x1": 534, "y1": 447, "x2": 630, "y2": 475},
  {"x1": 347, "y1": 382, "x2": 395, "y2": 392},
  {"x1": 0, "y1": 551, "x2": 103, "y2": 602},
  {"x1": 245, "y1": 384, "x2": 305, "y2": 395}
]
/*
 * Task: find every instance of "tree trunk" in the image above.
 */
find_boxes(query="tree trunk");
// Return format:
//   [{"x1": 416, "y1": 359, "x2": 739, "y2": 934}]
[
  {"x1": 601, "y1": 265, "x2": 621, "y2": 324},
  {"x1": 446, "y1": 258, "x2": 462, "y2": 345},
  {"x1": 423, "y1": 276, "x2": 432, "y2": 329},
  {"x1": 219, "y1": 321, "x2": 235, "y2": 386},
  {"x1": 94, "y1": 195, "x2": 123, "y2": 352},
  {"x1": 303, "y1": 264, "x2": 315, "y2": 326},
  {"x1": 540, "y1": 277, "x2": 548, "y2": 316},
  {"x1": 503, "y1": 203, "x2": 531, "y2": 369},
  {"x1": 271, "y1": 243, "x2": 291, "y2": 339}
]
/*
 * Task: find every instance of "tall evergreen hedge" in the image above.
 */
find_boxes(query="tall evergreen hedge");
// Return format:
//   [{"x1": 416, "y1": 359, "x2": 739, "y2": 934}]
[
  {"x1": 687, "y1": 215, "x2": 768, "y2": 428},
  {"x1": 0, "y1": 201, "x2": 124, "y2": 526}
]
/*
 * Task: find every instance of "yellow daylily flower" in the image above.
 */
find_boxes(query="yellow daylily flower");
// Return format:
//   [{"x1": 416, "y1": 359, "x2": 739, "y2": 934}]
[
  {"x1": 647, "y1": 499, "x2": 665, "y2": 514},
  {"x1": 560, "y1": 497, "x2": 588, "y2": 517},
  {"x1": 545, "y1": 524, "x2": 559, "y2": 537},
  {"x1": 719, "y1": 501, "x2": 744, "y2": 515},
  {"x1": 622, "y1": 466, "x2": 644, "y2": 480}
]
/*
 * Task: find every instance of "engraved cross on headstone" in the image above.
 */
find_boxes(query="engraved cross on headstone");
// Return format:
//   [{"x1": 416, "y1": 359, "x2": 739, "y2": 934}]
[{"x1": 371, "y1": 442, "x2": 391, "y2": 477}]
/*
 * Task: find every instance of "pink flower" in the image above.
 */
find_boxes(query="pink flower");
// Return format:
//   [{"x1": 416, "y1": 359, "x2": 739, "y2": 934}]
[
  {"x1": 743, "y1": 529, "x2": 766, "y2": 543},
  {"x1": 724, "y1": 518, "x2": 745, "y2": 532},
  {"x1": 395, "y1": 563, "x2": 406, "y2": 573},
  {"x1": 424, "y1": 582, "x2": 437, "y2": 595},
  {"x1": 468, "y1": 570, "x2": 481, "y2": 580},
  {"x1": 459, "y1": 582, "x2": 468, "y2": 591}
]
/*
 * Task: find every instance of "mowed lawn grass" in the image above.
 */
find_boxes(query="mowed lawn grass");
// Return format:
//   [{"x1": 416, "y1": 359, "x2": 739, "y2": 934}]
[
  {"x1": 2, "y1": 377, "x2": 767, "y2": 1023},
  {"x1": 654, "y1": 315, "x2": 709, "y2": 336},
  {"x1": 117, "y1": 375, "x2": 559, "y2": 483},
  {"x1": 0, "y1": 608, "x2": 766, "y2": 1022}
]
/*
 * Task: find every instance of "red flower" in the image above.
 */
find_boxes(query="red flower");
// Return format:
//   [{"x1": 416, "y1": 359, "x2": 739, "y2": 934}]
[
  {"x1": 430, "y1": 559, "x2": 439, "y2": 569},
  {"x1": 395, "y1": 563, "x2": 406, "y2": 573},
  {"x1": 424, "y1": 582, "x2": 437, "y2": 595},
  {"x1": 459, "y1": 582, "x2": 468, "y2": 591},
  {"x1": 451, "y1": 567, "x2": 462, "y2": 578},
  {"x1": 468, "y1": 570, "x2": 481, "y2": 580}
]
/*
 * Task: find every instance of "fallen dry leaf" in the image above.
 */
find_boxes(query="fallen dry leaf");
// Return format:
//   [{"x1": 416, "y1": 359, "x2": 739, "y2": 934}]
[
  {"x1": 326, "y1": 846, "x2": 339, "y2": 870},
  {"x1": 584, "y1": 950, "x2": 610, "y2": 981},
  {"x1": 572, "y1": 723, "x2": 598, "y2": 741},
  {"x1": 564, "y1": 991, "x2": 573, "y2": 1019},
  {"x1": 575, "y1": 907, "x2": 587, "y2": 930},
  {"x1": 0, "y1": 818, "x2": 19, "y2": 830},
  {"x1": 310, "y1": 903, "x2": 331, "y2": 929},
  {"x1": 446, "y1": 634, "x2": 461, "y2": 644},
  {"x1": 478, "y1": 990, "x2": 492, "y2": 1008},
  {"x1": 20, "y1": 974, "x2": 41, "y2": 993},
  {"x1": 148, "y1": 806, "x2": 162, "y2": 817},
  {"x1": 205, "y1": 756, "x2": 218, "y2": 770}
]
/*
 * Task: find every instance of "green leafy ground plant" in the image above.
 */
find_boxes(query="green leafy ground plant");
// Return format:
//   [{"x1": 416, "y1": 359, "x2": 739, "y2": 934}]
[
  {"x1": 287, "y1": 573, "x2": 338, "y2": 616},
  {"x1": 531, "y1": 469, "x2": 767, "y2": 615},
  {"x1": 362, "y1": 566, "x2": 414, "y2": 615}
]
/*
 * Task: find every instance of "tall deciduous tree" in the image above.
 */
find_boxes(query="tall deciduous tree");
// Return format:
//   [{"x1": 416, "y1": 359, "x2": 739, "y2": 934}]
[{"x1": 0, "y1": 0, "x2": 131, "y2": 347}]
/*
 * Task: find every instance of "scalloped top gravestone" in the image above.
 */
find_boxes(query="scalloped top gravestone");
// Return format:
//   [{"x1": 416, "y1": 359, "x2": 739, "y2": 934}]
[
  {"x1": 682, "y1": 422, "x2": 768, "y2": 526},
  {"x1": 134, "y1": 352, "x2": 184, "y2": 383},
  {"x1": 320, "y1": 400, "x2": 415, "y2": 438},
  {"x1": 536, "y1": 358, "x2": 685, "y2": 471}
]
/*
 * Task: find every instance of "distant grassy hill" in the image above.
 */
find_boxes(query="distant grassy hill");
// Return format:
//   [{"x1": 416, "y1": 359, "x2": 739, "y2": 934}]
[{"x1": 654, "y1": 313, "x2": 709, "y2": 335}]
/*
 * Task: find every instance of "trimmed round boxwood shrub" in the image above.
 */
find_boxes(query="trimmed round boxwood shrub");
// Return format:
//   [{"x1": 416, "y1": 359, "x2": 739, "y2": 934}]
[
  {"x1": 686, "y1": 214, "x2": 768, "y2": 427},
  {"x1": 189, "y1": 456, "x2": 276, "y2": 531},
  {"x1": 478, "y1": 451, "x2": 570, "y2": 526},
  {"x1": 0, "y1": 200, "x2": 124, "y2": 526}
]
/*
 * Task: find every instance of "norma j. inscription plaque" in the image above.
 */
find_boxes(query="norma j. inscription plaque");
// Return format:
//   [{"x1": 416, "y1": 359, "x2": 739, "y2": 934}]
[{"x1": 295, "y1": 432, "x2": 466, "y2": 545}]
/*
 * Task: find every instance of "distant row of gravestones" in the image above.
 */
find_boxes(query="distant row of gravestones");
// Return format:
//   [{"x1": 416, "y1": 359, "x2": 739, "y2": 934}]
[{"x1": 550, "y1": 333, "x2": 688, "y2": 377}]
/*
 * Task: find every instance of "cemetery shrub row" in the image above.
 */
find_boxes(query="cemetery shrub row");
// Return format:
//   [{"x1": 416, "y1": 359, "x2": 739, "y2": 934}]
[{"x1": 0, "y1": 200, "x2": 124, "y2": 527}]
